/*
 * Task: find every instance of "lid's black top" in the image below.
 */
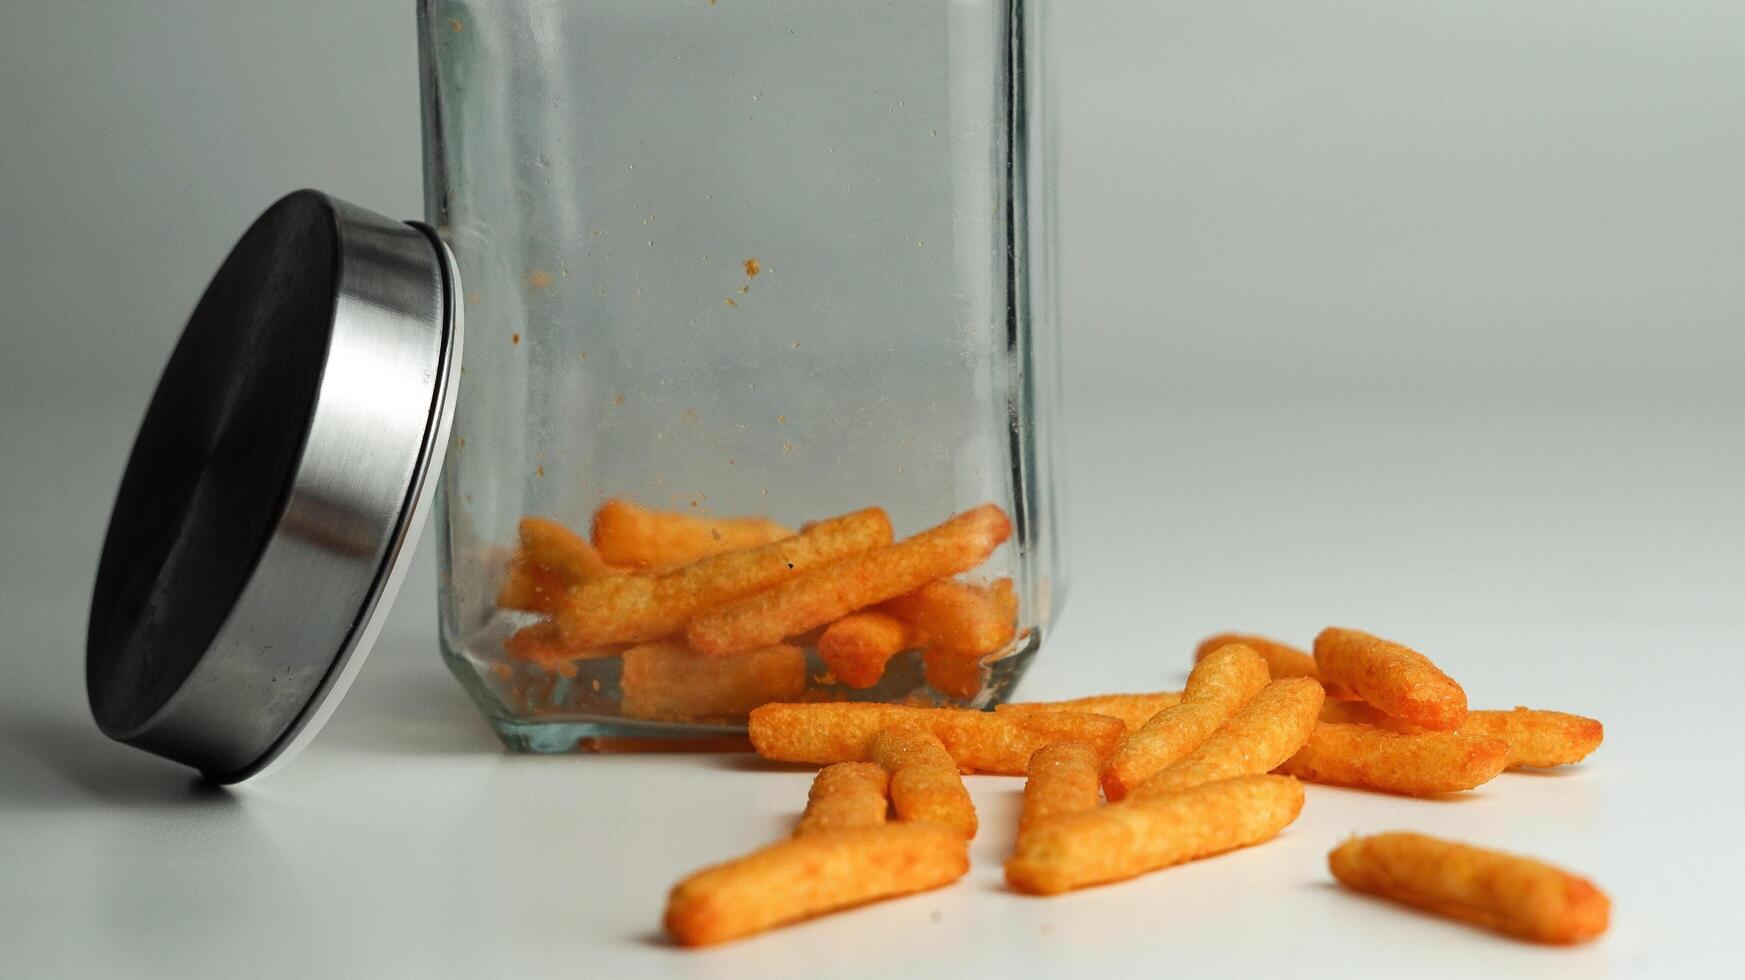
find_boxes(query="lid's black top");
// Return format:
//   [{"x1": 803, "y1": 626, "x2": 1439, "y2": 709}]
[
  {"x1": 89, "y1": 194, "x2": 337, "y2": 742},
  {"x1": 86, "y1": 191, "x2": 461, "y2": 782}
]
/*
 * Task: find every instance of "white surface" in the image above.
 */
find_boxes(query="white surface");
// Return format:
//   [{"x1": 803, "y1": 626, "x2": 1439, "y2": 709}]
[
  {"x1": 3, "y1": 400, "x2": 1740, "y2": 978},
  {"x1": 4, "y1": 2, "x2": 1744, "y2": 976}
]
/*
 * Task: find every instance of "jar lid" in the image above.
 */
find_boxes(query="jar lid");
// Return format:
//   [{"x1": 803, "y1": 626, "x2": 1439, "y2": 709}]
[{"x1": 85, "y1": 190, "x2": 463, "y2": 783}]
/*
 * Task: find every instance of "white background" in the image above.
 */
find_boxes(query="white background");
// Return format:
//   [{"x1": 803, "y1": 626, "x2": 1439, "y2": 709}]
[{"x1": 2, "y1": 2, "x2": 1741, "y2": 976}]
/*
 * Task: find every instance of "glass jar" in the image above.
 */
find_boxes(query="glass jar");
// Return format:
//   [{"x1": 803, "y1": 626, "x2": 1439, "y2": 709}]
[{"x1": 419, "y1": 0, "x2": 1062, "y2": 750}]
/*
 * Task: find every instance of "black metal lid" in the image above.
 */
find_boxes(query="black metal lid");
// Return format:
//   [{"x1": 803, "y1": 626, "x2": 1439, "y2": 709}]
[{"x1": 86, "y1": 190, "x2": 462, "y2": 783}]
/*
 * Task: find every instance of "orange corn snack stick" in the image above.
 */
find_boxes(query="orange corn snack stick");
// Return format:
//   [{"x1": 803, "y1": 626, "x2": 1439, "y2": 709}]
[
  {"x1": 1460, "y1": 708, "x2": 1605, "y2": 770},
  {"x1": 817, "y1": 611, "x2": 924, "y2": 689},
  {"x1": 686, "y1": 504, "x2": 1012, "y2": 656},
  {"x1": 497, "y1": 557, "x2": 567, "y2": 614},
  {"x1": 921, "y1": 646, "x2": 986, "y2": 700},
  {"x1": 1196, "y1": 632, "x2": 1319, "y2": 681},
  {"x1": 1318, "y1": 698, "x2": 1402, "y2": 728},
  {"x1": 1019, "y1": 742, "x2": 1102, "y2": 835},
  {"x1": 998, "y1": 692, "x2": 1184, "y2": 733},
  {"x1": 559, "y1": 507, "x2": 892, "y2": 647},
  {"x1": 1132, "y1": 677, "x2": 1325, "y2": 798},
  {"x1": 870, "y1": 728, "x2": 977, "y2": 839},
  {"x1": 1277, "y1": 722, "x2": 1509, "y2": 795},
  {"x1": 619, "y1": 641, "x2": 806, "y2": 722},
  {"x1": 1006, "y1": 775, "x2": 1305, "y2": 895},
  {"x1": 795, "y1": 763, "x2": 890, "y2": 838},
  {"x1": 665, "y1": 823, "x2": 969, "y2": 946},
  {"x1": 748, "y1": 702, "x2": 1125, "y2": 775},
  {"x1": 882, "y1": 578, "x2": 1019, "y2": 659},
  {"x1": 1319, "y1": 702, "x2": 1604, "y2": 770},
  {"x1": 498, "y1": 517, "x2": 624, "y2": 614},
  {"x1": 1328, "y1": 832, "x2": 1610, "y2": 944},
  {"x1": 519, "y1": 515, "x2": 622, "y2": 582},
  {"x1": 890, "y1": 577, "x2": 1020, "y2": 701},
  {"x1": 1314, "y1": 627, "x2": 1467, "y2": 730},
  {"x1": 1102, "y1": 644, "x2": 1271, "y2": 800},
  {"x1": 502, "y1": 624, "x2": 568, "y2": 662},
  {"x1": 503, "y1": 622, "x2": 624, "y2": 676},
  {"x1": 592, "y1": 497, "x2": 792, "y2": 569}
]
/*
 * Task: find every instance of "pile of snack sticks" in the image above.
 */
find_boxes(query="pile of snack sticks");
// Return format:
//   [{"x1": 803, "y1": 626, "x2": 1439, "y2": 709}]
[
  {"x1": 665, "y1": 628, "x2": 1608, "y2": 947},
  {"x1": 489, "y1": 501, "x2": 1607, "y2": 948},
  {"x1": 496, "y1": 500, "x2": 1020, "y2": 716}
]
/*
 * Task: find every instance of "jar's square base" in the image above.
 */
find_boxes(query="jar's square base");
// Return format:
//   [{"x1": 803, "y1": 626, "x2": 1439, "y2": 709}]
[{"x1": 440, "y1": 627, "x2": 1042, "y2": 754}]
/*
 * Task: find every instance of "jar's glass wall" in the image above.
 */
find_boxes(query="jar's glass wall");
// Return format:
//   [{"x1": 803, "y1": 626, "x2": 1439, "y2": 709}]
[{"x1": 420, "y1": 0, "x2": 1060, "y2": 748}]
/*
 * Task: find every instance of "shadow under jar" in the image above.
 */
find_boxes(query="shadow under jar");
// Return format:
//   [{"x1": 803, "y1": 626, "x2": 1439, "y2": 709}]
[{"x1": 420, "y1": 0, "x2": 1063, "y2": 751}]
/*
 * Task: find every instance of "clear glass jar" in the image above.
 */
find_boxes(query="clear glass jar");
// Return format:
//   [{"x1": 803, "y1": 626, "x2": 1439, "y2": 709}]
[{"x1": 419, "y1": 0, "x2": 1062, "y2": 750}]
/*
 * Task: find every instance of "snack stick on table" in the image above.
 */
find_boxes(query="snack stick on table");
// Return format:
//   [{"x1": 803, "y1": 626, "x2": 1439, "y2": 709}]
[
  {"x1": 881, "y1": 577, "x2": 1018, "y2": 658},
  {"x1": 685, "y1": 504, "x2": 1012, "y2": 655},
  {"x1": 1319, "y1": 702, "x2": 1604, "y2": 769},
  {"x1": 818, "y1": 611, "x2": 924, "y2": 689},
  {"x1": 998, "y1": 691, "x2": 1184, "y2": 733},
  {"x1": 1196, "y1": 632, "x2": 1320, "y2": 681},
  {"x1": 1459, "y1": 708, "x2": 1605, "y2": 769},
  {"x1": 1131, "y1": 677, "x2": 1324, "y2": 799},
  {"x1": 1019, "y1": 741, "x2": 1102, "y2": 835},
  {"x1": 1318, "y1": 698, "x2": 1408, "y2": 729},
  {"x1": 559, "y1": 507, "x2": 893, "y2": 648},
  {"x1": 591, "y1": 497, "x2": 793, "y2": 569},
  {"x1": 795, "y1": 763, "x2": 890, "y2": 838},
  {"x1": 1102, "y1": 644, "x2": 1271, "y2": 800},
  {"x1": 870, "y1": 728, "x2": 977, "y2": 839},
  {"x1": 665, "y1": 823, "x2": 970, "y2": 946},
  {"x1": 619, "y1": 641, "x2": 807, "y2": 722},
  {"x1": 1313, "y1": 627, "x2": 1468, "y2": 731},
  {"x1": 1006, "y1": 775, "x2": 1305, "y2": 895},
  {"x1": 1276, "y1": 722, "x2": 1509, "y2": 795},
  {"x1": 1328, "y1": 832, "x2": 1610, "y2": 944},
  {"x1": 749, "y1": 702, "x2": 1125, "y2": 775}
]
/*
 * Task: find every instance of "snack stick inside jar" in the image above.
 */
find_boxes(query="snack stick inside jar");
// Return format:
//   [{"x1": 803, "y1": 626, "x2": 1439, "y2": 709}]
[
  {"x1": 496, "y1": 555, "x2": 567, "y2": 614},
  {"x1": 503, "y1": 622, "x2": 624, "y2": 674},
  {"x1": 921, "y1": 646, "x2": 987, "y2": 701},
  {"x1": 619, "y1": 641, "x2": 806, "y2": 723},
  {"x1": 591, "y1": 497, "x2": 792, "y2": 569},
  {"x1": 518, "y1": 515, "x2": 623, "y2": 583},
  {"x1": 685, "y1": 503, "x2": 1012, "y2": 656},
  {"x1": 559, "y1": 506, "x2": 892, "y2": 648},
  {"x1": 817, "y1": 611, "x2": 924, "y2": 689},
  {"x1": 880, "y1": 577, "x2": 1018, "y2": 658}
]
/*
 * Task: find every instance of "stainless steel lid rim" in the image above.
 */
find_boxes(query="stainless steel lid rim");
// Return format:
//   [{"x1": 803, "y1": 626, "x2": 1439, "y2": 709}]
[{"x1": 227, "y1": 219, "x2": 464, "y2": 783}]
